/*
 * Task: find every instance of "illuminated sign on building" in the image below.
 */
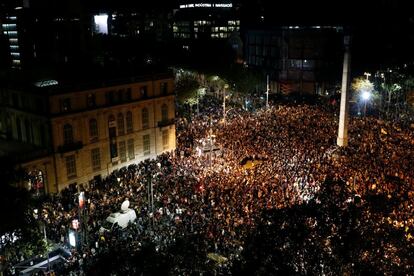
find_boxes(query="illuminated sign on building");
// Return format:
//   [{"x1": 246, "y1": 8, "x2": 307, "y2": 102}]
[
  {"x1": 94, "y1": 14, "x2": 108, "y2": 34},
  {"x1": 179, "y1": 3, "x2": 233, "y2": 8}
]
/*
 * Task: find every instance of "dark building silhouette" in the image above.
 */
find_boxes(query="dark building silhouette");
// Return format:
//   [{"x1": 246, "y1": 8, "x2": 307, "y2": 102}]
[{"x1": 245, "y1": 26, "x2": 343, "y2": 94}]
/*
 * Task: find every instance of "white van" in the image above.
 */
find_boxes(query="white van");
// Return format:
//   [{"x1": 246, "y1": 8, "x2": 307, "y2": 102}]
[{"x1": 100, "y1": 208, "x2": 137, "y2": 233}]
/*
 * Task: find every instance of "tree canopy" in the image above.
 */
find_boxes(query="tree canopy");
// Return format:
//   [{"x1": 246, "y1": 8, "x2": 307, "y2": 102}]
[{"x1": 175, "y1": 71, "x2": 201, "y2": 106}]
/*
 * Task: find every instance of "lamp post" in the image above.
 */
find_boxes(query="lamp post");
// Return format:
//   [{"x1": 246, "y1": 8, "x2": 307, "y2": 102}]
[
  {"x1": 361, "y1": 90, "x2": 371, "y2": 117},
  {"x1": 33, "y1": 209, "x2": 51, "y2": 273},
  {"x1": 266, "y1": 74, "x2": 270, "y2": 109},
  {"x1": 223, "y1": 84, "x2": 229, "y2": 125},
  {"x1": 208, "y1": 129, "x2": 216, "y2": 167}
]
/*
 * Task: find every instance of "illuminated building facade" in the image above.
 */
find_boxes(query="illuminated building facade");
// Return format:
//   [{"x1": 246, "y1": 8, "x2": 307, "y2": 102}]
[
  {"x1": 0, "y1": 2, "x2": 89, "y2": 70},
  {"x1": 245, "y1": 26, "x2": 343, "y2": 94},
  {"x1": 92, "y1": 8, "x2": 173, "y2": 43},
  {"x1": 0, "y1": 74, "x2": 176, "y2": 193},
  {"x1": 1, "y1": 16, "x2": 21, "y2": 69},
  {"x1": 173, "y1": 0, "x2": 240, "y2": 40},
  {"x1": 172, "y1": 1, "x2": 243, "y2": 64}
]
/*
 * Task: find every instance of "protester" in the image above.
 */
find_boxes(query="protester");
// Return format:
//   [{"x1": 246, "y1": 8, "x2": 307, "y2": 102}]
[{"x1": 6, "y1": 95, "x2": 413, "y2": 275}]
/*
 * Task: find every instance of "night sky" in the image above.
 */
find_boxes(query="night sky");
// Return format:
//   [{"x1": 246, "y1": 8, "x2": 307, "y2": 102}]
[{"x1": 2, "y1": 0, "x2": 413, "y2": 71}]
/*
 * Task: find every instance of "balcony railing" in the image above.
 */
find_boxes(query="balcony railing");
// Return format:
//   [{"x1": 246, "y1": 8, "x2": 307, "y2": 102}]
[
  {"x1": 157, "y1": 118, "x2": 175, "y2": 128},
  {"x1": 57, "y1": 141, "x2": 83, "y2": 153}
]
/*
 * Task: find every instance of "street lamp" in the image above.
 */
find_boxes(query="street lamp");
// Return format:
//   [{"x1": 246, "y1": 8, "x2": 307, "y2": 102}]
[
  {"x1": 361, "y1": 90, "x2": 371, "y2": 116},
  {"x1": 208, "y1": 129, "x2": 216, "y2": 167},
  {"x1": 33, "y1": 209, "x2": 51, "y2": 273},
  {"x1": 223, "y1": 84, "x2": 229, "y2": 125},
  {"x1": 266, "y1": 75, "x2": 270, "y2": 109}
]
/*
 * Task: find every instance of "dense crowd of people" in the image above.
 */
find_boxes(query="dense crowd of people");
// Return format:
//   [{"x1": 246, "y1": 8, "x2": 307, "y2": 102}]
[{"x1": 4, "y1": 94, "x2": 414, "y2": 275}]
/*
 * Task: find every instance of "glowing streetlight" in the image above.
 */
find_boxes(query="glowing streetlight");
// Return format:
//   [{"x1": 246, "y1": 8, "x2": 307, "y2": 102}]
[
  {"x1": 361, "y1": 90, "x2": 371, "y2": 101},
  {"x1": 361, "y1": 90, "x2": 371, "y2": 116}
]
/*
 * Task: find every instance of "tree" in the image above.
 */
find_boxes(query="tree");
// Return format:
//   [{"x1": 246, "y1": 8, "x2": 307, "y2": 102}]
[
  {"x1": 175, "y1": 71, "x2": 201, "y2": 106},
  {"x1": 0, "y1": 159, "x2": 46, "y2": 264},
  {"x1": 382, "y1": 83, "x2": 401, "y2": 110},
  {"x1": 351, "y1": 77, "x2": 375, "y2": 99},
  {"x1": 351, "y1": 77, "x2": 379, "y2": 115},
  {"x1": 222, "y1": 65, "x2": 262, "y2": 95}
]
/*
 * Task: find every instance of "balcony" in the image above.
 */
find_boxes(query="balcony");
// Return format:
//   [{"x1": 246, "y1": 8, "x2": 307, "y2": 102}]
[
  {"x1": 157, "y1": 118, "x2": 175, "y2": 128},
  {"x1": 57, "y1": 141, "x2": 83, "y2": 154}
]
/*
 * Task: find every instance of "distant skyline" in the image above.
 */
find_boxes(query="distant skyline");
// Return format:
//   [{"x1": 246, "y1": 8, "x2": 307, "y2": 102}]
[{"x1": 1, "y1": 0, "x2": 413, "y2": 70}]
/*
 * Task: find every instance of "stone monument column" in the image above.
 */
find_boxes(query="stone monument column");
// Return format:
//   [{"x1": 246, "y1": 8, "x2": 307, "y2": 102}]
[{"x1": 337, "y1": 35, "x2": 352, "y2": 147}]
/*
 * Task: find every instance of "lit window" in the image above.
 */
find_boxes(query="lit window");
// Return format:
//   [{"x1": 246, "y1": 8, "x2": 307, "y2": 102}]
[
  {"x1": 162, "y1": 130, "x2": 169, "y2": 150},
  {"x1": 89, "y1": 119, "x2": 98, "y2": 140},
  {"x1": 128, "y1": 139, "x2": 135, "y2": 160},
  {"x1": 142, "y1": 108, "x2": 149, "y2": 129},
  {"x1": 126, "y1": 111, "x2": 133, "y2": 133},
  {"x1": 117, "y1": 113, "x2": 125, "y2": 136},
  {"x1": 63, "y1": 124, "x2": 74, "y2": 145},
  {"x1": 143, "y1": 134, "x2": 150, "y2": 156},
  {"x1": 119, "y1": 140, "x2": 126, "y2": 162},
  {"x1": 66, "y1": 155, "x2": 77, "y2": 179},
  {"x1": 91, "y1": 148, "x2": 101, "y2": 171}
]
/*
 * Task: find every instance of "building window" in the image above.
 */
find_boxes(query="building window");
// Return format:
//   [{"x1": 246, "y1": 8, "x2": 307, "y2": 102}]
[
  {"x1": 143, "y1": 134, "x2": 150, "y2": 156},
  {"x1": 161, "y1": 104, "x2": 168, "y2": 121},
  {"x1": 108, "y1": 115, "x2": 118, "y2": 159},
  {"x1": 160, "y1": 82, "x2": 168, "y2": 95},
  {"x1": 126, "y1": 88, "x2": 132, "y2": 101},
  {"x1": 117, "y1": 113, "x2": 125, "y2": 135},
  {"x1": 162, "y1": 129, "x2": 169, "y2": 150},
  {"x1": 119, "y1": 140, "x2": 126, "y2": 162},
  {"x1": 16, "y1": 117, "x2": 22, "y2": 141},
  {"x1": 142, "y1": 108, "x2": 149, "y2": 129},
  {"x1": 63, "y1": 124, "x2": 73, "y2": 145},
  {"x1": 126, "y1": 111, "x2": 133, "y2": 133},
  {"x1": 128, "y1": 138, "x2": 135, "y2": 160},
  {"x1": 25, "y1": 119, "x2": 32, "y2": 143},
  {"x1": 106, "y1": 90, "x2": 115, "y2": 105},
  {"x1": 91, "y1": 148, "x2": 101, "y2": 171},
  {"x1": 61, "y1": 98, "x2": 71, "y2": 112},
  {"x1": 89, "y1": 119, "x2": 98, "y2": 141},
  {"x1": 117, "y1": 89, "x2": 124, "y2": 103},
  {"x1": 87, "y1": 93, "x2": 96, "y2": 107},
  {"x1": 140, "y1": 86, "x2": 148, "y2": 98},
  {"x1": 66, "y1": 155, "x2": 76, "y2": 179}
]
